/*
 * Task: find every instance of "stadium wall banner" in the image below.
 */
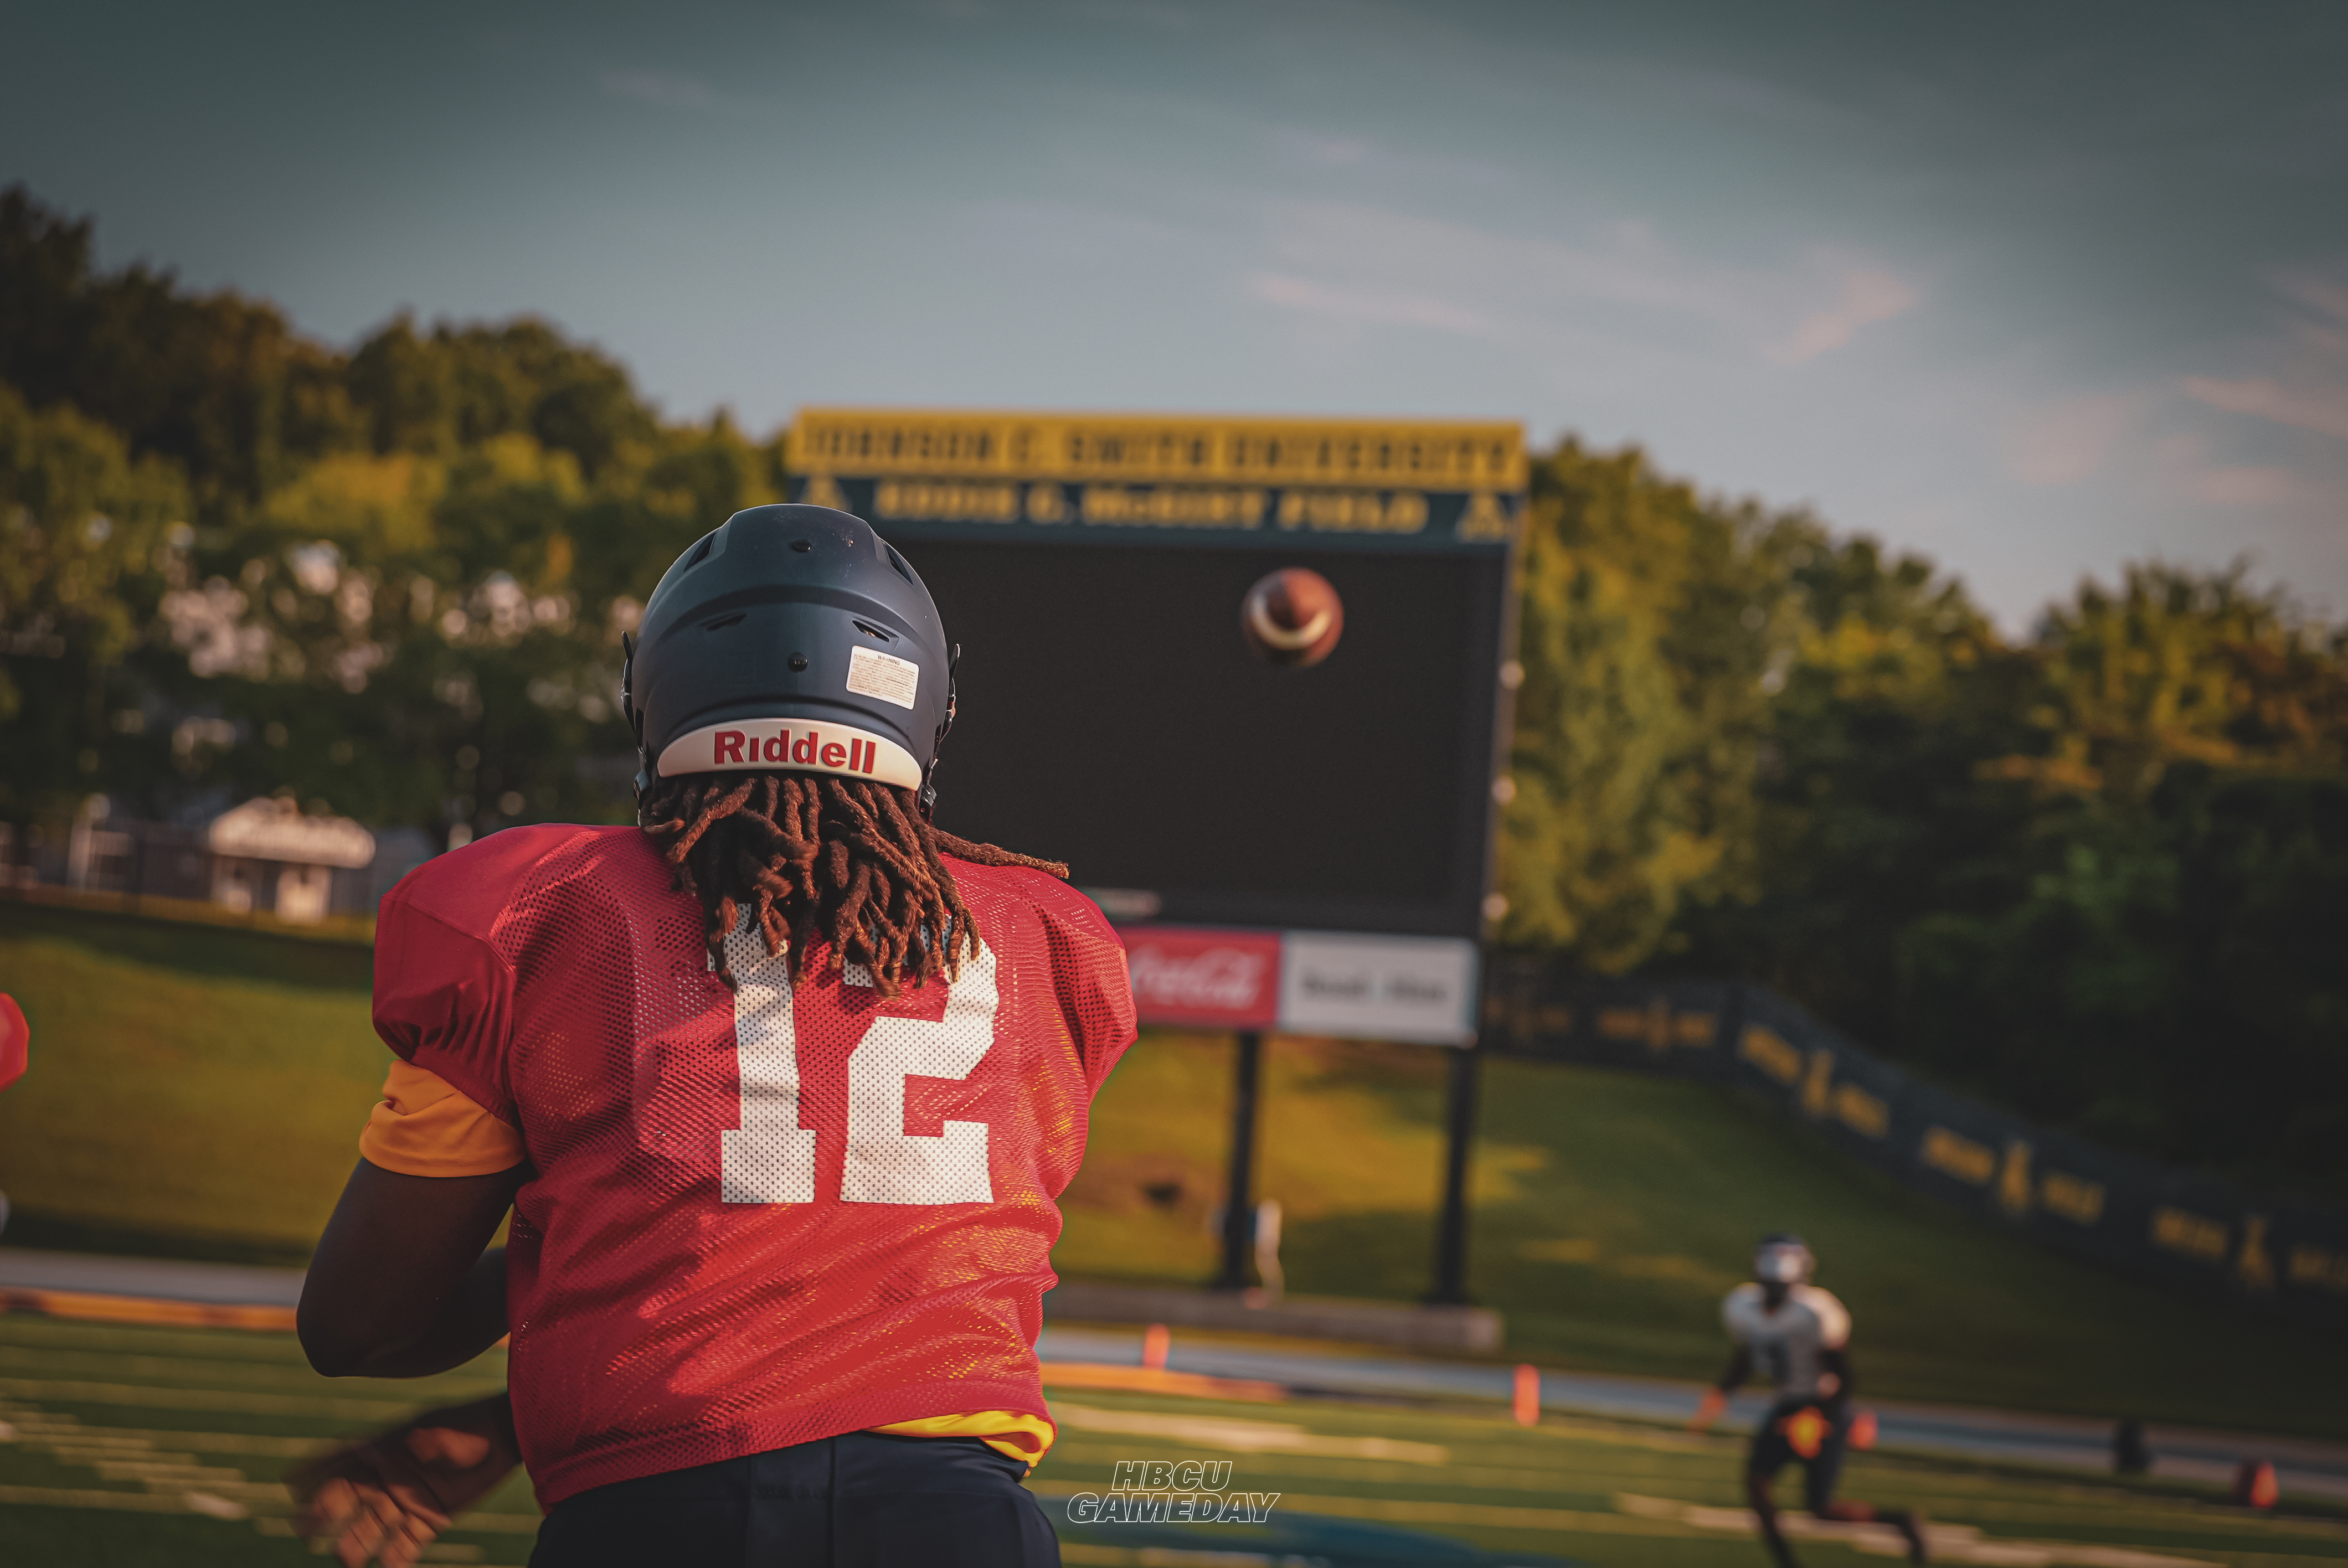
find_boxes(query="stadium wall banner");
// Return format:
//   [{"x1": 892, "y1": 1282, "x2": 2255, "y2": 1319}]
[
  {"x1": 786, "y1": 409, "x2": 1526, "y2": 554},
  {"x1": 1121, "y1": 925, "x2": 1479, "y2": 1047},
  {"x1": 1479, "y1": 954, "x2": 2348, "y2": 1332}
]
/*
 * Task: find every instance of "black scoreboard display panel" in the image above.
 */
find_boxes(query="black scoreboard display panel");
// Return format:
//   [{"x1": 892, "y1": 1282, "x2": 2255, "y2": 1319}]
[{"x1": 787, "y1": 410, "x2": 1525, "y2": 942}]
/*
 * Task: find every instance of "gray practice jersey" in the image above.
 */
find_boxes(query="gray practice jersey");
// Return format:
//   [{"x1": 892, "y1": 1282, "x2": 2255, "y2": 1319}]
[{"x1": 1722, "y1": 1282, "x2": 1851, "y2": 1401}]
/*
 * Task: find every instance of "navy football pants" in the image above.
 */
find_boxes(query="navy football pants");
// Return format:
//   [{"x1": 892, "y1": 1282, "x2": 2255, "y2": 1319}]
[{"x1": 529, "y1": 1432, "x2": 1060, "y2": 1567}]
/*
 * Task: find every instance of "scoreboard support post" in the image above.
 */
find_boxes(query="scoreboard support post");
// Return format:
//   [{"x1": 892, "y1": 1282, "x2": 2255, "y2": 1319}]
[
  {"x1": 1213, "y1": 1031, "x2": 1264, "y2": 1292},
  {"x1": 1428, "y1": 1043, "x2": 1481, "y2": 1304}
]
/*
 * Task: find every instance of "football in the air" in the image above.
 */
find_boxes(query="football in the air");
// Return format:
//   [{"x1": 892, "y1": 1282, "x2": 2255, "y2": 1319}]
[{"x1": 1240, "y1": 568, "x2": 1345, "y2": 668}]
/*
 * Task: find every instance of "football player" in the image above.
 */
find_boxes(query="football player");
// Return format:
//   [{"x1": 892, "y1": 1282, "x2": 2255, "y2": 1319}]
[
  {"x1": 0, "y1": 992, "x2": 26, "y2": 1237},
  {"x1": 1689, "y1": 1234, "x2": 1927, "y2": 1566},
  {"x1": 290, "y1": 505, "x2": 1137, "y2": 1567}
]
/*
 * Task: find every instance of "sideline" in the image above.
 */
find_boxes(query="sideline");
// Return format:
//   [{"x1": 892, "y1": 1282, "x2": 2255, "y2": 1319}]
[
  {"x1": 4, "y1": 1248, "x2": 2341, "y2": 1503},
  {"x1": 1036, "y1": 1323, "x2": 2348, "y2": 1504}
]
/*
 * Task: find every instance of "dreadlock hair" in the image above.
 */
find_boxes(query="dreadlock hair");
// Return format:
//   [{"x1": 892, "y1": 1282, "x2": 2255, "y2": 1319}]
[{"x1": 639, "y1": 771, "x2": 1068, "y2": 994}]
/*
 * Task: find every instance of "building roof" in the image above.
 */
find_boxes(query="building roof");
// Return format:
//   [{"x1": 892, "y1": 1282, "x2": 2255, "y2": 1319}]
[{"x1": 207, "y1": 797, "x2": 376, "y2": 869}]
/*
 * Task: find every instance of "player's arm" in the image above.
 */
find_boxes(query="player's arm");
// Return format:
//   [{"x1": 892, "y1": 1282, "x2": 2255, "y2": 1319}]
[
  {"x1": 287, "y1": 1391, "x2": 519, "y2": 1568},
  {"x1": 1690, "y1": 1348, "x2": 1751, "y2": 1431},
  {"x1": 298, "y1": 1158, "x2": 525, "y2": 1379},
  {"x1": 317, "y1": 880, "x2": 529, "y2": 1381},
  {"x1": 1819, "y1": 1344, "x2": 1853, "y2": 1405}
]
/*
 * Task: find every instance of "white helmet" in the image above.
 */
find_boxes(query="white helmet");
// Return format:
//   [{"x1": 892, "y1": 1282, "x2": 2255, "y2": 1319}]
[{"x1": 1754, "y1": 1233, "x2": 1814, "y2": 1286}]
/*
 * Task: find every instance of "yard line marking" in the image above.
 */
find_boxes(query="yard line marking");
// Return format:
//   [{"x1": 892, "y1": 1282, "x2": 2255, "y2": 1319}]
[
  {"x1": 2, "y1": 1395, "x2": 543, "y2": 1564},
  {"x1": 182, "y1": 1490, "x2": 249, "y2": 1520},
  {"x1": 1614, "y1": 1492, "x2": 2223, "y2": 1567},
  {"x1": 1050, "y1": 1401, "x2": 1448, "y2": 1464},
  {"x1": 1270, "y1": 1490, "x2": 1701, "y2": 1536},
  {"x1": 0, "y1": 1404, "x2": 349, "y2": 1458},
  {"x1": 1024, "y1": 1479, "x2": 1701, "y2": 1537},
  {"x1": 255, "y1": 1516, "x2": 532, "y2": 1565},
  {"x1": 0, "y1": 1319, "x2": 315, "y2": 1362},
  {"x1": 0, "y1": 1375, "x2": 491, "y2": 1419},
  {"x1": 87, "y1": 1459, "x2": 251, "y2": 1486},
  {"x1": 1041, "y1": 1363, "x2": 1287, "y2": 1403},
  {"x1": 1059, "y1": 1546, "x2": 1282, "y2": 1566},
  {"x1": 0, "y1": 1482, "x2": 248, "y2": 1519},
  {"x1": 0, "y1": 1287, "x2": 297, "y2": 1333},
  {"x1": 0, "y1": 1343, "x2": 397, "y2": 1391},
  {"x1": 420, "y1": 1513, "x2": 545, "y2": 1534},
  {"x1": 1047, "y1": 1443, "x2": 1624, "y2": 1494},
  {"x1": 4, "y1": 1396, "x2": 294, "y2": 1512}
]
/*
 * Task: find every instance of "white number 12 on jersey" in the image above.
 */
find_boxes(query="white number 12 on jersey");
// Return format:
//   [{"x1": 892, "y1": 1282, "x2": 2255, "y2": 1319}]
[{"x1": 719, "y1": 925, "x2": 998, "y2": 1206}]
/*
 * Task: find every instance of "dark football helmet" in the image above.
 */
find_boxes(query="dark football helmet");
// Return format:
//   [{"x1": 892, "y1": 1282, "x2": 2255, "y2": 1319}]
[{"x1": 622, "y1": 505, "x2": 957, "y2": 814}]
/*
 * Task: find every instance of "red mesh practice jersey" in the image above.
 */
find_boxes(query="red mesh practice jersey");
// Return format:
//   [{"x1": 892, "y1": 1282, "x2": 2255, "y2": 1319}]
[{"x1": 370, "y1": 824, "x2": 1136, "y2": 1507}]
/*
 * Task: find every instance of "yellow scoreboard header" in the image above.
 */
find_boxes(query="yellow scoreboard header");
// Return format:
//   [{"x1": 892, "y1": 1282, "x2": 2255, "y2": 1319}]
[
  {"x1": 787, "y1": 409, "x2": 1524, "y2": 551},
  {"x1": 790, "y1": 409, "x2": 1527, "y2": 490}
]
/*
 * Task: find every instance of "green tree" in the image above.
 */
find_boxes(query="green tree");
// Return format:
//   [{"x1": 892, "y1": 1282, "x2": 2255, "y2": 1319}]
[
  {"x1": 155, "y1": 416, "x2": 782, "y2": 838},
  {"x1": 2017, "y1": 562, "x2": 2348, "y2": 797},
  {"x1": 0, "y1": 384, "x2": 193, "y2": 819},
  {"x1": 1674, "y1": 534, "x2": 2036, "y2": 1039},
  {"x1": 1495, "y1": 440, "x2": 1804, "y2": 970},
  {"x1": 346, "y1": 314, "x2": 660, "y2": 480},
  {"x1": 0, "y1": 187, "x2": 782, "y2": 839},
  {"x1": 0, "y1": 185, "x2": 359, "y2": 520},
  {"x1": 1881, "y1": 566, "x2": 2348, "y2": 1195}
]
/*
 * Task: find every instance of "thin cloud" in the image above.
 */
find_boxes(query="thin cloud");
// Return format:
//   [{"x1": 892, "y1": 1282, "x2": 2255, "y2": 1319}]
[
  {"x1": 1247, "y1": 272, "x2": 1492, "y2": 336},
  {"x1": 1252, "y1": 199, "x2": 1920, "y2": 368},
  {"x1": 2177, "y1": 269, "x2": 2348, "y2": 441},
  {"x1": 1256, "y1": 200, "x2": 1747, "y2": 333},
  {"x1": 2151, "y1": 434, "x2": 2320, "y2": 519},
  {"x1": 1067, "y1": 0, "x2": 1198, "y2": 28},
  {"x1": 2008, "y1": 393, "x2": 2139, "y2": 487},
  {"x1": 599, "y1": 70, "x2": 743, "y2": 116},
  {"x1": 1276, "y1": 131, "x2": 1373, "y2": 168},
  {"x1": 2277, "y1": 270, "x2": 2348, "y2": 331},
  {"x1": 2191, "y1": 465, "x2": 2309, "y2": 507},
  {"x1": 1775, "y1": 267, "x2": 1919, "y2": 363},
  {"x1": 2180, "y1": 375, "x2": 2348, "y2": 441}
]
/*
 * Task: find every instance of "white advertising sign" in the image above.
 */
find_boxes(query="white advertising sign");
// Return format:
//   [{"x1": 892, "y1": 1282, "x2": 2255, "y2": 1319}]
[{"x1": 1276, "y1": 932, "x2": 1480, "y2": 1046}]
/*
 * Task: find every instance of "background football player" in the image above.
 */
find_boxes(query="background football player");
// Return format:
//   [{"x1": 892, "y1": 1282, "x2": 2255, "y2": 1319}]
[
  {"x1": 1690, "y1": 1233, "x2": 1928, "y2": 1567},
  {"x1": 0, "y1": 992, "x2": 26, "y2": 1236},
  {"x1": 290, "y1": 504, "x2": 1136, "y2": 1567}
]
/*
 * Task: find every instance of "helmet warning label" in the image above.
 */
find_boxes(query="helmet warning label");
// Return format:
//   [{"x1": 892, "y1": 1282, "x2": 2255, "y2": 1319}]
[{"x1": 846, "y1": 645, "x2": 920, "y2": 709}]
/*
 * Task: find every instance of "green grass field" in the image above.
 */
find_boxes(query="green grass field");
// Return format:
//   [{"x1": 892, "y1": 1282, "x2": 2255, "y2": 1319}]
[
  {"x1": 1060, "y1": 1034, "x2": 2348, "y2": 1436},
  {"x1": 2, "y1": 902, "x2": 2341, "y2": 1438},
  {"x1": 0, "y1": 904, "x2": 380, "y2": 1263},
  {"x1": 3, "y1": 1309, "x2": 2344, "y2": 1568}
]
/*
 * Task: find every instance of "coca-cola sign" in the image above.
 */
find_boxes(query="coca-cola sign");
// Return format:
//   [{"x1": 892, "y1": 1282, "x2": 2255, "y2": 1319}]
[{"x1": 1121, "y1": 927, "x2": 1282, "y2": 1028}]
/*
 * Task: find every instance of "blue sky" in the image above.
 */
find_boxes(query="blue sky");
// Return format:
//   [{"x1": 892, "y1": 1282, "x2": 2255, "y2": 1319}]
[{"x1": 7, "y1": 0, "x2": 2345, "y2": 626}]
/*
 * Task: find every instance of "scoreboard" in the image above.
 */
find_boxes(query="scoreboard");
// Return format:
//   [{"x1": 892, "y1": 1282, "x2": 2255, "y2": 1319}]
[{"x1": 787, "y1": 409, "x2": 1526, "y2": 1045}]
